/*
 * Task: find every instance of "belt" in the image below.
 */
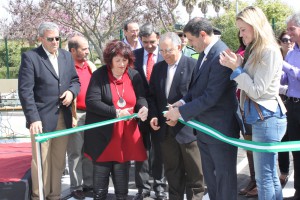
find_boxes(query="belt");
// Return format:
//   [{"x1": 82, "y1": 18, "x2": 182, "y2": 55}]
[{"x1": 287, "y1": 97, "x2": 300, "y2": 103}]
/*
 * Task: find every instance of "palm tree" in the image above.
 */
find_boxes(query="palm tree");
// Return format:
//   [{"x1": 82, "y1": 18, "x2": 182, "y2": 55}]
[
  {"x1": 198, "y1": 0, "x2": 210, "y2": 18},
  {"x1": 212, "y1": 0, "x2": 221, "y2": 17},
  {"x1": 182, "y1": 0, "x2": 197, "y2": 20}
]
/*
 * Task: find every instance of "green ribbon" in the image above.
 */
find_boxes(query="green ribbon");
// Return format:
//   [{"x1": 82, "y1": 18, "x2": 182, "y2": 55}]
[
  {"x1": 34, "y1": 110, "x2": 300, "y2": 152},
  {"x1": 179, "y1": 118, "x2": 300, "y2": 152},
  {"x1": 35, "y1": 113, "x2": 137, "y2": 143}
]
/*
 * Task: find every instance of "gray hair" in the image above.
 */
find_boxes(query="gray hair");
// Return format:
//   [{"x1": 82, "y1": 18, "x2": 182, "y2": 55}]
[
  {"x1": 159, "y1": 32, "x2": 182, "y2": 47},
  {"x1": 38, "y1": 22, "x2": 59, "y2": 37},
  {"x1": 287, "y1": 13, "x2": 300, "y2": 26}
]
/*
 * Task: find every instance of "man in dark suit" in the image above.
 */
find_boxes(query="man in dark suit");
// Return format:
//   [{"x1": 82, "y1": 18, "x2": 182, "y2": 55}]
[
  {"x1": 18, "y1": 22, "x2": 80, "y2": 200},
  {"x1": 164, "y1": 17, "x2": 241, "y2": 200},
  {"x1": 149, "y1": 32, "x2": 205, "y2": 200},
  {"x1": 133, "y1": 23, "x2": 166, "y2": 200}
]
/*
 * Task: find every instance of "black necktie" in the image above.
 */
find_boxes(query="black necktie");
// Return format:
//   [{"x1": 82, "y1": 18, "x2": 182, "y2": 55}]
[
  {"x1": 194, "y1": 52, "x2": 205, "y2": 75},
  {"x1": 198, "y1": 52, "x2": 205, "y2": 69}
]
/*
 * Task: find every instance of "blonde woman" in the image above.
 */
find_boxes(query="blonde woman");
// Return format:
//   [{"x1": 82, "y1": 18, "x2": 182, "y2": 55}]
[{"x1": 220, "y1": 6, "x2": 287, "y2": 200}]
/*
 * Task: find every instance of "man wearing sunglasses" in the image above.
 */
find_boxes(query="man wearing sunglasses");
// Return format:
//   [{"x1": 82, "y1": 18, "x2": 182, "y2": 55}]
[
  {"x1": 18, "y1": 21, "x2": 80, "y2": 200},
  {"x1": 175, "y1": 23, "x2": 198, "y2": 59}
]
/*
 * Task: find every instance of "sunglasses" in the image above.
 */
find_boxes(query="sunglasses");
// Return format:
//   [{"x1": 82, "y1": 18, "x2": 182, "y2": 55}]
[
  {"x1": 177, "y1": 33, "x2": 186, "y2": 38},
  {"x1": 281, "y1": 38, "x2": 291, "y2": 43},
  {"x1": 46, "y1": 37, "x2": 60, "y2": 42}
]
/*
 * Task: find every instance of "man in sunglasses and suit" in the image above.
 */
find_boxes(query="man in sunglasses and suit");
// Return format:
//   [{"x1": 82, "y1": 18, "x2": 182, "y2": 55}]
[{"x1": 18, "y1": 21, "x2": 80, "y2": 200}]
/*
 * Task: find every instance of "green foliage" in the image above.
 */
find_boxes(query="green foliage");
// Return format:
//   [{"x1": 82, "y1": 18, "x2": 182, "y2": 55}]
[
  {"x1": 254, "y1": 0, "x2": 293, "y2": 36},
  {"x1": 210, "y1": 1, "x2": 249, "y2": 51},
  {"x1": 211, "y1": 0, "x2": 293, "y2": 50},
  {"x1": 0, "y1": 40, "x2": 32, "y2": 78},
  {"x1": 211, "y1": 9, "x2": 238, "y2": 50}
]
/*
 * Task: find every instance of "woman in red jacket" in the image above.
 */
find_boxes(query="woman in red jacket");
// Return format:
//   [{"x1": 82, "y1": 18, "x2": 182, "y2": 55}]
[{"x1": 84, "y1": 40, "x2": 148, "y2": 200}]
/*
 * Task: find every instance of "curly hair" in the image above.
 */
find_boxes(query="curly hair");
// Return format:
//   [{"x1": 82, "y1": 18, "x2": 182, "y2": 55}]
[{"x1": 103, "y1": 40, "x2": 135, "y2": 68}]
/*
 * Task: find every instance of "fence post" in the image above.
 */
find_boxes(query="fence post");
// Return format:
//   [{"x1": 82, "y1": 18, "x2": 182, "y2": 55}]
[
  {"x1": 272, "y1": 18, "x2": 276, "y2": 31},
  {"x1": 5, "y1": 37, "x2": 9, "y2": 79},
  {"x1": 120, "y1": 29, "x2": 123, "y2": 41}
]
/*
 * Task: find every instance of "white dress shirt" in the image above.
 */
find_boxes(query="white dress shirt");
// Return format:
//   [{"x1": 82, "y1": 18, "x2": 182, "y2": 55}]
[{"x1": 43, "y1": 45, "x2": 59, "y2": 77}]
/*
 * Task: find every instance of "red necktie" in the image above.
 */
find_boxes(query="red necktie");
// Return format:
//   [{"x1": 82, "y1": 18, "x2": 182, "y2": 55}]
[{"x1": 146, "y1": 53, "x2": 154, "y2": 81}]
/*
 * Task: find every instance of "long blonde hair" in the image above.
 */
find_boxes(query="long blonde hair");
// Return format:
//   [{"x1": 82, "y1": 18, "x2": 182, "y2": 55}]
[{"x1": 236, "y1": 6, "x2": 279, "y2": 66}]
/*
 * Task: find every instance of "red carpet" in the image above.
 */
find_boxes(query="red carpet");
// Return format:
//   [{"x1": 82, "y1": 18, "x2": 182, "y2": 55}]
[{"x1": 0, "y1": 142, "x2": 32, "y2": 182}]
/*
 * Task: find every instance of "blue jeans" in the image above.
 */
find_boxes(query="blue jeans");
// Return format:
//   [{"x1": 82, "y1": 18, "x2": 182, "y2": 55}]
[{"x1": 252, "y1": 116, "x2": 287, "y2": 200}]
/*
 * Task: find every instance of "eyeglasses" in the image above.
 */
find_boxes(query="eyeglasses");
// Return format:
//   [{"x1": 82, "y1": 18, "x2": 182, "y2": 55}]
[
  {"x1": 281, "y1": 38, "x2": 291, "y2": 43},
  {"x1": 177, "y1": 33, "x2": 186, "y2": 38},
  {"x1": 46, "y1": 37, "x2": 60, "y2": 42},
  {"x1": 159, "y1": 48, "x2": 175, "y2": 54}
]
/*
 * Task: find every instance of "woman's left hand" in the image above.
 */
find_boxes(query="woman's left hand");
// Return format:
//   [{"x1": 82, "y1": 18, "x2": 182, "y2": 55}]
[
  {"x1": 137, "y1": 106, "x2": 148, "y2": 121},
  {"x1": 219, "y1": 49, "x2": 241, "y2": 70}
]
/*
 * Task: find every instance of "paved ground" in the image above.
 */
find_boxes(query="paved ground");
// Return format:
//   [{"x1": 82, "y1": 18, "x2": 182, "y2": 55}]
[
  {"x1": 61, "y1": 148, "x2": 295, "y2": 200},
  {"x1": 0, "y1": 111, "x2": 295, "y2": 200}
]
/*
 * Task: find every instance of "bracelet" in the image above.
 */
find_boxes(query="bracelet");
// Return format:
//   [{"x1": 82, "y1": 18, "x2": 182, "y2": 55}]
[{"x1": 116, "y1": 109, "x2": 120, "y2": 118}]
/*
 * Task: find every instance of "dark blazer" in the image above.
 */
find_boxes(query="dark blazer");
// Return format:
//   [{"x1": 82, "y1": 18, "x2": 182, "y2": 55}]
[
  {"x1": 133, "y1": 47, "x2": 164, "y2": 95},
  {"x1": 148, "y1": 55, "x2": 197, "y2": 144},
  {"x1": 18, "y1": 45, "x2": 80, "y2": 132},
  {"x1": 84, "y1": 66, "x2": 147, "y2": 162},
  {"x1": 180, "y1": 40, "x2": 241, "y2": 144},
  {"x1": 133, "y1": 47, "x2": 164, "y2": 148}
]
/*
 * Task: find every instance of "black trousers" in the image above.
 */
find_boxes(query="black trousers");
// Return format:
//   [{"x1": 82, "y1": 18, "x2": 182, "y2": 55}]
[
  {"x1": 278, "y1": 132, "x2": 290, "y2": 175},
  {"x1": 286, "y1": 100, "x2": 300, "y2": 193},
  {"x1": 135, "y1": 122, "x2": 166, "y2": 194},
  {"x1": 161, "y1": 127, "x2": 205, "y2": 200},
  {"x1": 93, "y1": 161, "x2": 129, "y2": 200}
]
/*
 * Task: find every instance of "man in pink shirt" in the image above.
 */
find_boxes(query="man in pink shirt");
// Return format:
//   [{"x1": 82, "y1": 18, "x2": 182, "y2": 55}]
[{"x1": 67, "y1": 35, "x2": 97, "y2": 199}]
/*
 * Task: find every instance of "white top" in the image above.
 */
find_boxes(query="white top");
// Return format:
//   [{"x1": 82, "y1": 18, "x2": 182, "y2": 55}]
[
  {"x1": 123, "y1": 38, "x2": 142, "y2": 50},
  {"x1": 199, "y1": 36, "x2": 219, "y2": 69},
  {"x1": 42, "y1": 45, "x2": 59, "y2": 77},
  {"x1": 165, "y1": 55, "x2": 181, "y2": 97},
  {"x1": 234, "y1": 45, "x2": 286, "y2": 113}
]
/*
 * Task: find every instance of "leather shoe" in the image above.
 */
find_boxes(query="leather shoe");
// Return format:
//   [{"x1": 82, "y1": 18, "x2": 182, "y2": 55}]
[
  {"x1": 132, "y1": 192, "x2": 151, "y2": 200},
  {"x1": 245, "y1": 187, "x2": 258, "y2": 197},
  {"x1": 239, "y1": 180, "x2": 256, "y2": 195},
  {"x1": 71, "y1": 190, "x2": 85, "y2": 200},
  {"x1": 155, "y1": 191, "x2": 167, "y2": 200},
  {"x1": 280, "y1": 174, "x2": 289, "y2": 188},
  {"x1": 82, "y1": 186, "x2": 93, "y2": 193}
]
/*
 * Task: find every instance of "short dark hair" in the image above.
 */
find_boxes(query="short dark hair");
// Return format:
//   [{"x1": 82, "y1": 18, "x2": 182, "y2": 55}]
[
  {"x1": 123, "y1": 20, "x2": 138, "y2": 31},
  {"x1": 139, "y1": 23, "x2": 159, "y2": 38},
  {"x1": 103, "y1": 40, "x2": 135, "y2": 69},
  {"x1": 183, "y1": 17, "x2": 213, "y2": 37}
]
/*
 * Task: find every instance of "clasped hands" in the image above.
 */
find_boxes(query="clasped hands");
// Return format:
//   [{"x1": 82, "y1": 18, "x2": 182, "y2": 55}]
[
  {"x1": 219, "y1": 49, "x2": 243, "y2": 70},
  {"x1": 150, "y1": 101, "x2": 182, "y2": 130}
]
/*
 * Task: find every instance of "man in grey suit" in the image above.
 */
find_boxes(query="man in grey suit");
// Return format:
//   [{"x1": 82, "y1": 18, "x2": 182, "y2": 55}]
[
  {"x1": 18, "y1": 22, "x2": 80, "y2": 200},
  {"x1": 149, "y1": 32, "x2": 205, "y2": 200},
  {"x1": 164, "y1": 17, "x2": 241, "y2": 200}
]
